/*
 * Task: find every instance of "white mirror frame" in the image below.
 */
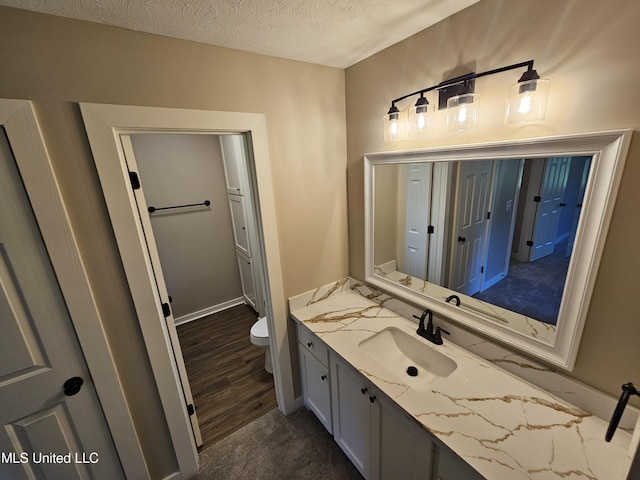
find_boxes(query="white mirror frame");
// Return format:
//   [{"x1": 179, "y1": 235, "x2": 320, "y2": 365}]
[{"x1": 365, "y1": 130, "x2": 631, "y2": 370}]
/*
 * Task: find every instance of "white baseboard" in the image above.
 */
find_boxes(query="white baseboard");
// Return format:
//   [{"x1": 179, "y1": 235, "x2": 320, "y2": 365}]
[{"x1": 174, "y1": 297, "x2": 246, "y2": 326}]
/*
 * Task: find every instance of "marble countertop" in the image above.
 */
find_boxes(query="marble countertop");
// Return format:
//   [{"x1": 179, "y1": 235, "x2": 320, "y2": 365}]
[{"x1": 289, "y1": 288, "x2": 632, "y2": 480}]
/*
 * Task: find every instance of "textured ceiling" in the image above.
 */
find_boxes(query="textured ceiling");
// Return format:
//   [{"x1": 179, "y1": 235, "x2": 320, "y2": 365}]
[{"x1": 0, "y1": 0, "x2": 480, "y2": 68}]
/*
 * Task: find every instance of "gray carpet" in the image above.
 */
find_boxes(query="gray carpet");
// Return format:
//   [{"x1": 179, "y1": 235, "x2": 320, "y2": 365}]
[
  {"x1": 473, "y1": 241, "x2": 570, "y2": 325},
  {"x1": 193, "y1": 408, "x2": 363, "y2": 480}
]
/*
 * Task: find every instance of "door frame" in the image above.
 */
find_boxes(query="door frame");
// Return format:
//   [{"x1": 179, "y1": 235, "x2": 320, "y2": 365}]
[
  {"x1": 80, "y1": 103, "x2": 294, "y2": 476},
  {"x1": 0, "y1": 99, "x2": 147, "y2": 478}
]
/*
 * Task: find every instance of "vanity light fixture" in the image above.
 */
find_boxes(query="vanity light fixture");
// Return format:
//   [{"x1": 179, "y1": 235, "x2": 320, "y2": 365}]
[{"x1": 383, "y1": 60, "x2": 550, "y2": 141}]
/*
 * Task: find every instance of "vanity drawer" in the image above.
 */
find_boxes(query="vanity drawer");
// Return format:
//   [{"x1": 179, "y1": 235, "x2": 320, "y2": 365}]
[{"x1": 296, "y1": 322, "x2": 329, "y2": 368}]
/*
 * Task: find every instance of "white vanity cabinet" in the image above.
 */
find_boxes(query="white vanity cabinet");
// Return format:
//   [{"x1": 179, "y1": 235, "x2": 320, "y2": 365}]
[
  {"x1": 330, "y1": 352, "x2": 434, "y2": 480},
  {"x1": 296, "y1": 323, "x2": 332, "y2": 433},
  {"x1": 295, "y1": 320, "x2": 483, "y2": 480}
]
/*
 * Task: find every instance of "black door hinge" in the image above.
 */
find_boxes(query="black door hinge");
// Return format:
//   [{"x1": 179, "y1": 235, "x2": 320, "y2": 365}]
[
  {"x1": 129, "y1": 171, "x2": 141, "y2": 190},
  {"x1": 533, "y1": 195, "x2": 541, "y2": 203},
  {"x1": 162, "y1": 302, "x2": 171, "y2": 318},
  {"x1": 480, "y1": 266, "x2": 484, "y2": 273},
  {"x1": 527, "y1": 240, "x2": 534, "y2": 247},
  {"x1": 427, "y1": 225, "x2": 435, "y2": 234},
  {"x1": 487, "y1": 211, "x2": 491, "y2": 220},
  {"x1": 187, "y1": 404, "x2": 195, "y2": 416}
]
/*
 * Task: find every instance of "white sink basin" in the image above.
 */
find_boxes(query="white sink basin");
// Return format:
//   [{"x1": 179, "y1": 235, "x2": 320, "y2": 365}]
[{"x1": 359, "y1": 327, "x2": 457, "y2": 392}]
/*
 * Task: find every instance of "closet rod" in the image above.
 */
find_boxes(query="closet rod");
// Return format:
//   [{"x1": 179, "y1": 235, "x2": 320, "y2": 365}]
[{"x1": 148, "y1": 200, "x2": 211, "y2": 213}]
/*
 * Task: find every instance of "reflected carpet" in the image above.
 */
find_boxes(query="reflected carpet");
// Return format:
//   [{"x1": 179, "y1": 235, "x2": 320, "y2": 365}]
[{"x1": 473, "y1": 241, "x2": 570, "y2": 325}]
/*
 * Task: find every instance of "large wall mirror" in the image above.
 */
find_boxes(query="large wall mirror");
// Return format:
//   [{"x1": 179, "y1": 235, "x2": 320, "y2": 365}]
[{"x1": 364, "y1": 130, "x2": 631, "y2": 370}]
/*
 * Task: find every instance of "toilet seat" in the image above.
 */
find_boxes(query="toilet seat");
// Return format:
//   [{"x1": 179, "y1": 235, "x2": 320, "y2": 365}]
[{"x1": 250, "y1": 316, "x2": 269, "y2": 347}]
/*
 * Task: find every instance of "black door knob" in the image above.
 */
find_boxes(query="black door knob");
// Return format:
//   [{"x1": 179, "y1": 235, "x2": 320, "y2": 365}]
[
  {"x1": 63, "y1": 377, "x2": 84, "y2": 396},
  {"x1": 458, "y1": 236, "x2": 466, "y2": 242}
]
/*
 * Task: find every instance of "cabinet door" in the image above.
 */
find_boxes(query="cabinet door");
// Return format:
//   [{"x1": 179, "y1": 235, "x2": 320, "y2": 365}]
[
  {"x1": 373, "y1": 393, "x2": 433, "y2": 480},
  {"x1": 229, "y1": 196, "x2": 250, "y2": 256},
  {"x1": 220, "y1": 135, "x2": 246, "y2": 195},
  {"x1": 299, "y1": 346, "x2": 332, "y2": 433},
  {"x1": 331, "y1": 354, "x2": 371, "y2": 478},
  {"x1": 434, "y1": 444, "x2": 485, "y2": 480},
  {"x1": 236, "y1": 251, "x2": 256, "y2": 310}
]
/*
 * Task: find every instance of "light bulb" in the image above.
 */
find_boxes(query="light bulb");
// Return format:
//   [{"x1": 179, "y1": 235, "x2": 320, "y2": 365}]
[
  {"x1": 457, "y1": 105, "x2": 468, "y2": 123},
  {"x1": 409, "y1": 94, "x2": 430, "y2": 138},
  {"x1": 518, "y1": 93, "x2": 532, "y2": 115},
  {"x1": 447, "y1": 93, "x2": 479, "y2": 132},
  {"x1": 390, "y1": 120, "x2": 399, "y2": 136}
]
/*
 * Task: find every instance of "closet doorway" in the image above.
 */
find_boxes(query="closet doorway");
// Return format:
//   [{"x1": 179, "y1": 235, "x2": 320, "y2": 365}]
[
  {"x1": 81, "y1": 103, "x2": 295, "y2": 477},
  {"x1": 125, "y1": 132, "x2": 274, "y2": 448}
]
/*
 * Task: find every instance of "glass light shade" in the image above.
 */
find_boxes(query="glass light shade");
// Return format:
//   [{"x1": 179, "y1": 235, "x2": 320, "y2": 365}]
[
  {"x1": 505, "y1": 78, "x2": 550, "y2": 124},
  {"x1": 383, "y1": 109, "x2": 408, "y2": 142},
  {"x1": 409, "y1": 104, "x2": 432, "y2": 137},
  {"x1": 447, "y1": 93, "x2": 479, "y2": 132}
]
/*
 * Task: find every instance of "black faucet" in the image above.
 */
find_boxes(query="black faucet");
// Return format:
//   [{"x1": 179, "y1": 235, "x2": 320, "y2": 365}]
[
  {"x1": 413, "y1": 309, "x2": 450, "y2": 345},
  {"x1": 445, "y1": 294, "x2": 461, "y2": 307}
]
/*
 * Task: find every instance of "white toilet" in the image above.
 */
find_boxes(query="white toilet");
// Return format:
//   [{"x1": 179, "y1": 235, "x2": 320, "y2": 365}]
[{"x1": 250, "y1": 316, "x2": 272, "y2": 374}]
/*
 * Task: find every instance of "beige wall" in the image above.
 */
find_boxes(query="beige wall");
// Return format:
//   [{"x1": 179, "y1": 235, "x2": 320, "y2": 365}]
[
  {"x1": 131, "y1": 134, "x2": 243, "y2": 319},
  {"x1": 0, "y1": 6, "x2": 348, "y2": 477},
  {"x1": 346, "y1": 0, "x2": 640, "y2": 398}
]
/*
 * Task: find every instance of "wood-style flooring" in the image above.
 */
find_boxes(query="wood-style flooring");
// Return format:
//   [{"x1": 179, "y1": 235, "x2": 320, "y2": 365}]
[{"x1": 177, "y1": 304, "x2": 277, "y2": 448}]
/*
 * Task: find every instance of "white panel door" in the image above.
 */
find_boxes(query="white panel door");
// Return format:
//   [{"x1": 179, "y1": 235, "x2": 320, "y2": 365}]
[
  {"x1": 0, "y1": 130, "x2": 123, "y2": 479},
  {"x1": 530, "y1": 157, "x2": 571, "y2": 261},
  {"x1": 403, "y1": 163, "x2": 432, "y2": 279},
  {"x1": 450, "y1": 160, "x2": 493, "y2": 296},
  {"x1": 120, "y1": 136, "x2": 203, "y2": 448}
]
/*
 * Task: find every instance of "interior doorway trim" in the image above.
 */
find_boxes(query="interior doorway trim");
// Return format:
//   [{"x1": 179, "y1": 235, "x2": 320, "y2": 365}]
[
  {"x1": 0, "y1": 99, "x2": 148, "y2": 478},
  {"x1": 80, "y1": 103, "x2": 295, "y2": 476}
]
